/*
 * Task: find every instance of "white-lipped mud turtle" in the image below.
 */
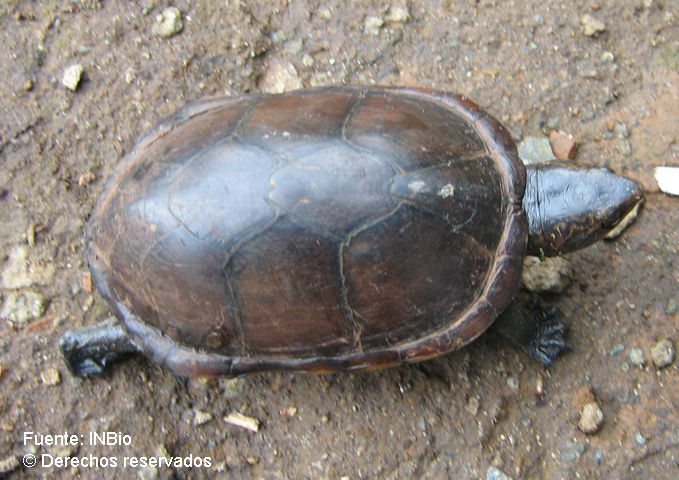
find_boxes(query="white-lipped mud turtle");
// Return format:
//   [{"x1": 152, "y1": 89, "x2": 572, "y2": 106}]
[{"x1": 60, "y1": 86, "x2": 644, "y2": 378}]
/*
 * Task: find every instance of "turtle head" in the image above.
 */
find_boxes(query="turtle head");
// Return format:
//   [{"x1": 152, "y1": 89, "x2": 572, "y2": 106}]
[{"x1": 524, "y1": 163, "x2": 644, "y2": 257}]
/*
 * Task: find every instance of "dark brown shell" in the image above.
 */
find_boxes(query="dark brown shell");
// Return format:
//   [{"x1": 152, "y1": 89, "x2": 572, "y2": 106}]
[{"x1": 87, "y1": 86, "x2": 527, "y2": 376}]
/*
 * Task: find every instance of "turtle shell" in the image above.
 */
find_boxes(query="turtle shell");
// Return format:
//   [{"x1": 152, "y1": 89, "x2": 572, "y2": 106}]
[{"x1": 87, "y1": 86, "x2": 527, "y2": 377}]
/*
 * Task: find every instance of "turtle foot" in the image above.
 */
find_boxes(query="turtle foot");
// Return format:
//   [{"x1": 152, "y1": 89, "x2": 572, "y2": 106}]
[
  {"x1": 525, "y1": 313, "x2": 568, "y2": 366},
  {"x1": 60, "y1": 320, "x2": 138, "y2": 377},
  {"x1": 491, "y1": 297, "x2": 568, "y2": 366}
]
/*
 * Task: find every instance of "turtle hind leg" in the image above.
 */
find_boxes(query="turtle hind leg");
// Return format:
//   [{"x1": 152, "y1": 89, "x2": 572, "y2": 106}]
[
  {"x1": 60, "y1": 320, "x2": 139, "y2": 377},
  {"x1": 490, "y1": 297, "x2": 568, "y2": 366}
]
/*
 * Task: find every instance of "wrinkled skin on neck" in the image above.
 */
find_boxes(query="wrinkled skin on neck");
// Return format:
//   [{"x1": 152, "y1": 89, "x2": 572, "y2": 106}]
[{"x1": 523, "y1": 163, "x2": 644, "y2": 257}]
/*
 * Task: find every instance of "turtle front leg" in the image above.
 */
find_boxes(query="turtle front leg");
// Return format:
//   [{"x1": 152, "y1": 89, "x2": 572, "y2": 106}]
[
  {"x1": 491, "y1": 297, "x2": 568, "y2": 365},
  {"x1": 60, "y1": 320, "x2": 140, "y2": 377}
]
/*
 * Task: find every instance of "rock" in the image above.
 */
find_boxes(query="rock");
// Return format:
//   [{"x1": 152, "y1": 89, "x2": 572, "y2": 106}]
[
  {"x1": 219, "y1": 377, "x2": 247, "y2": 398},
  {"x1": 666, "y1": 299, "x2": 678, "y2": 315},
  {"x1": 486, "y1": 466, "x2": 513, "y2": 480},
  {"x1": 581, "y1": 14, "x2": 606, "y2": 37},
  {"x1": 138, "y1": 465, "x2": 159, "y2": 480},
  {"x1": 0, "y1": 291, "x2": 48, "y2": 324},
  {"x1": 655, "y1": 167, "x2": 679, "y2": 196},
  {"x1": 616, "y1": 139, "x2": 632, "y2": 157},
  {"x1": 259, "y1": 58, "x2": 302, "y2": 94},
  {"x1": 385, "y1": 6, "x2": 410, "y2": 23},
  {"x1": 1, "y1": 246, "x2": 56, "y2": 289},
  {"x1": 549, "y1": 130, "x2": 578, "y2": 160},
  {"x1": 614, "y1": 122, "x2": 630, "y2": 139},
  {"x1": 635, "y1": 431, "x2": 647, "y2": 446},
  {"x1": 0, "y1": 455, "x2": 19, "y2": 474},
  {"x1": 302, "y1": 54, "x2": 315, "y2": 68},
  {"x1": 62, "y1": 64, "x2": 84, "y2": 91},
  {"x1": 517, "y1": 137, "x2": 555, "y2": 164},
  {"x1": 650, "y1": 339, "x2": 675, "y2": 368},
  {"x1": 578, "y1": 401, "x2": 604, "y2": 434},
  {"x1": 193, "y1": 410, "x2": 213, "y2": 426},
  {"x1": 224, "y1": 412, "x2": 260, "y2": 432},
  {"x1": 628, "y1": 347, "x2": 645, "y2": 367},
  {"x1": 610, "y1": 344, "x2": 625, "y2": 356},
  {"x1": 506, "y1": 377, "x2": 519, "y2": 392},
  {"x1": 521, "y1": 256, "x2": 571, "y2": 293},
  {"x1": 40, "y1": 368, "x2": 61, "y2": 386},
  {"x1": 363, "y1": 15, "x2": 384, "y2": 35},
  {"x1": 152, "y1": 7, "x2": 183, "y2": 38},
  {"x1": 465, "y1": 396, "x2": 480, "y2": 415}
]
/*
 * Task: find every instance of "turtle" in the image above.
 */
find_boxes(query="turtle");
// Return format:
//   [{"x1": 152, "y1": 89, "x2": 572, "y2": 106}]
[{"x1": 60, "y1": 86, "x2": 644, "y2": 378}]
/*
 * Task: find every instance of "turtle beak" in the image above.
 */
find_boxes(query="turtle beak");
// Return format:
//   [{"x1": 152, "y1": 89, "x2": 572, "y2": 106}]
[{"x1": 598, "y1": 171, "x2": 644, "y2": 237}]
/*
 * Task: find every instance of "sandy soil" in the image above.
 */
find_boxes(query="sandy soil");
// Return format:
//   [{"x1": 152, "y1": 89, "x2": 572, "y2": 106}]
[{"x1": 1, "y1": 1, "x2": 678, "y2": 479}]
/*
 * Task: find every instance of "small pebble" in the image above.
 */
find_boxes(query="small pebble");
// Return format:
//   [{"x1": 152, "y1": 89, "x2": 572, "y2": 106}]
[
  {"x1": 614, "y1": 122, "x2": 630, "y2": 139},
  {"x1": 506, "y1": 377, "x2": 519, "y2": 392},
  {"x1": 465, "y1": 396, "x2": 480, "y2": 415},
  {"x1": 521, "y1": 256, "x2": 571, "y2": 293},
  {"x1": 364, "y1": 15, "x2": 384, "y2": 35},
  {"x1": 581, "y1": 14, "x2": 606, "y2": 37},
  {"x1": 628, "y1": 347, "x2": 646, "y2": 367},
  {"x1": 0, "y1": 455, "x2": 19, "y2": 474},
  {"x1": 281, "y1": 406, "x2": 298, "y2": 417},
  {"x1": 650, "y1": 339, "x2": 675, "y2": 368},
  {"x1": 549, "y1": 130, "x2": 578, "y2": 160},
  {"x1": 41, "y1": 368, "x2": 61, "y2": 386},
  {"x1": 517, "y1": 137, "x2": 555, "y2": 164},
  {"x1": 486, "y1": 466, "x2": 513, "y2": 480},
  {"x1": 385, "y1": 6, "x2": 410, "y2": 23},
  {"x1": 666, "y1": 299, "x2": 678, "y2": 315},
  {"x1": 318, "y1": 7, "x2": 332, "y2": 20},
  {"x1": 655, "y1": 167, "x2": 679, "y2": 196},
  {"x1": 610, "y1": 344, "x2": 625, "y2": 356},
  {"x1": 259, "y1": 58, "x2": 302, "y2": 94},
  {"x1": 138, "y1": 465, "x2": 159, "y2": 480},
  {"x1": 224, "y1": 412, "x2": 260, "y2": 432},
  {"x1": 152, "y1": 7, "x2": 183, "y2": 38},
  {"x1": 0, "y1": 291, "x2": 48, "y2": 324},
  {"x1": 219, "y1": 377, "x2": 246, "y2": 398},
  {"x1": 635, "y1": 431, "x2": 647, "y2": 446},
  {"x1": 1, "y1": 246, "x2": 56, "y2": 289},
  {"x1": 578, "y1": 401, "x2": 604, "y2": 434},
  {"x1": 601, "y1": 51, "x2": 615, "y2": 63},
  {"x1": 61, "y1": 64, "x2": 84, "y2": 91},
  {"x1": 616, "y1": 139, "x2": 632, "y2": 157},
  {"x1": 193, "y1": 410, "x2": 213, "y2": 426},
  {"x1": 302, "y1": 54, "x2": 315, "y2": 68}
]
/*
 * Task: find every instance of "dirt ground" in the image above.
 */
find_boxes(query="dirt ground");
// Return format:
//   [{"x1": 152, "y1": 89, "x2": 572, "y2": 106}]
[{"x1": 1, "y1": 1, "x2": 678, "y2": 479}]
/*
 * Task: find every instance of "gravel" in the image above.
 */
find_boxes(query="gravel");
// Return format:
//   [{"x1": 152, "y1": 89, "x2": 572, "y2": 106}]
[
  {"x1": 0, "y1": 291, "x2": 48, "y2": 324},
  {"x1": 650, "y1": 339, "x2": 675, "y2": 368},
  {"x1": 517, "y1": 137, "x2": 555, "y2": 164},
  {"x1": 62, "y1": 64, "x2": 84, "y2": 91},
  {"x1": 578, "y1": 401, "x2": 604, "y2": 434},
  {"x1": 521, "y1": 256, "x2": 572, "y2": 293},
  {"x1": 581, "y1": 14, "x2": 606, "y2": 37},
  {"x1": 628, "y1": 347, "x2": 646, "y2": 367},
  {"x1": 152, "y1": 7, "x2": 183, "y2": 38}
]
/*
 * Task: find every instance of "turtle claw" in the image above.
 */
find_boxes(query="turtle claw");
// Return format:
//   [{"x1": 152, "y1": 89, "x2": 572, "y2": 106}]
[{"x1": 527, "y1": 319, "x2": 568, "y2": 366}]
